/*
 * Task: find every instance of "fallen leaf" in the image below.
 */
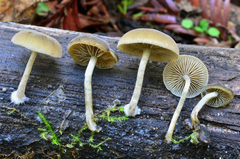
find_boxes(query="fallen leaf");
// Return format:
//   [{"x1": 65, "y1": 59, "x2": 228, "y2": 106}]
[{"x1": 0, "y1": 0, "x2": 38, "y2": 24}]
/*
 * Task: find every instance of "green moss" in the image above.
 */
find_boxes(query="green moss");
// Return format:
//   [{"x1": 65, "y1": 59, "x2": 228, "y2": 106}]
[
  {"x1": 99, "y1": 100, "x2": 129, "y2": 123},
  {"x1": 37, "y1": 99, "x2": 128, "y2": 155},
  {"x1": 37, "y1": 112, "x2": 61, "y2": 146},
  {"x1": 171, "y1": 131, "x2": 199, "y2": 145}
]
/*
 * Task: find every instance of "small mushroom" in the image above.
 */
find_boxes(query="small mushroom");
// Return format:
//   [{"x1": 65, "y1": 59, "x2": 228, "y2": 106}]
[
  {"x1": 11, "y1": 29, "x2": 62, "y2": 104},
  {"x1": 191, "y1": 84, "x2": 234, "y2": 128},
  {"x1": 117, "y1": 28, "x2": 179, "y2": 117},
  {"x1": 163, "y1": 55, "x2": 209, "y2": 143},
  {"x1": 67, "y1": 34, "x2": 119, "y2": 132}
]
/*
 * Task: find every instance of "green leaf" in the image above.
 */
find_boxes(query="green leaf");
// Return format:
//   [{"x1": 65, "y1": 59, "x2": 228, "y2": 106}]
[
  {"x1": 36, "y1": 2, "x2": 50, "y2": 14},
  {"x1": 181, "y1": 19, "x2": 193, "y2": 29},
  {"x1": 122, "y1": 0, "x2": 133, "y2": 5},
  {"x1": 40, "y1": 132, "x2": 49, "y2": 140},
  {"x1": 200, "y1": 19, "x2": 209, "y2": 32},
  {"x1": 117, "y1": 4, "x2": 124, "y2": 14},
  {"x1": 133, "y1": 12, "x2": 143, "y2": 18},
  {"x1": 228, "y1": 35, "x2": 232, "y2": 42},
  {"x1": 207, "y1": 27, "x2": 220, "y2": 37},
  {"x1": 194, "y1": 26, "x2": 204, "y2": 33},
  {"x1": 118, "y1": 107, "x2": 125, "y2": 112},
  {"x1": 38, "y1": 128, "x2": 47, "y2": 131}
]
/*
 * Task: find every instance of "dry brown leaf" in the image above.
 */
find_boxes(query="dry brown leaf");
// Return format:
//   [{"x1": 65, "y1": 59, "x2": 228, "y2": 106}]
[{"x1": 0, "y1": 0, "x2": 38, "y2": 24}]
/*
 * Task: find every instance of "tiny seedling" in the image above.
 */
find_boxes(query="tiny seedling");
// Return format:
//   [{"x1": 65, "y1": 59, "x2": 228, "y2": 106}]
[
  {"x1": 181, "y1": 19, "x2": 220, "y2": 37},
  {"x1": 36, "y1": 2, "x2": 50, "y2": 14},
  {"x1": 133, "y1": 12, "x2": 143, "y2": 18},
  {"x1": 117, "y1": 0, "x2": 133, "y2": 15}
]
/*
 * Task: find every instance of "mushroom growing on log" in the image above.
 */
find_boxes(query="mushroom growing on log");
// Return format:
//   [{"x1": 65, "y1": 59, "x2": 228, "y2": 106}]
[
  {"x1": 163, "y1": 55, "x2": 209, "y2": 143},
  {"x1": 11, "y1": 29, "x2": 62, "y2": 104},
  {"x1": 117, "y1": 28, "x2": 179, "y2": 117},
  {"x1": 191, "y1": 84, "x2": 234, "y2": 128},
  {"x1": 68, "y1": 34, "x2": 119, "y2": 132}
]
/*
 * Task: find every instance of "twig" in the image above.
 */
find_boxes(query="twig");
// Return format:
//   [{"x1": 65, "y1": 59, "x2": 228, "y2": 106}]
[
  {"x1": 60, "y1": 110, "x2": 72, "y2": 130},
  {"x1": 41, "y1": 146, "x2": 54, "y2": 159}
]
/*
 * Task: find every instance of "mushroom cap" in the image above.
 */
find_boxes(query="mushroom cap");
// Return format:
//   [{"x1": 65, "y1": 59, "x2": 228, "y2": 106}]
[
  {"x1": 117, "y1": 28, "x2": 179, "y2": 62},
  {"x1": 68, "y1": 35, "x2": 119, "y2": 69},
  {"x1": 163, "y1": 55, "x2": 209, "y2": 98},
  {"x1": 11, "y1": 29, "x2": 62, "y2": 58},
  {"x1": 201, "y1": 84, "x2": 234, "y2": 107}
]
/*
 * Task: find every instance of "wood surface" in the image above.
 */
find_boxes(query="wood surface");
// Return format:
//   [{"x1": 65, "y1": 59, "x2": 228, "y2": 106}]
[{"x1": 0, "y1": 22, "x2": 240, "y2": 158}]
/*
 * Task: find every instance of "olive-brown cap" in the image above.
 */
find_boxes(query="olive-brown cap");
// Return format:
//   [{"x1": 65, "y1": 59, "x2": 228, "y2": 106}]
[
  {"x1": 201, "y1": 84, "x2": 234, "y2": 107},
  {"x1": 68, "y1": 35, "x2": 119, "y2": 69},
  {"x1": 11, "y1": 29, "x2": 62, "y2": 58},
  {"x1": 163, "y1": 55, "x2": 209, "y2": 98},
  {"x1": 117, "y1": 28, "x2": 179, "y2": 62}
]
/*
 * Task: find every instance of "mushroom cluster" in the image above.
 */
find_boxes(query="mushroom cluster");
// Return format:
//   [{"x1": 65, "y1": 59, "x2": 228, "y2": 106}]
[
  {"x1": 163, "y1": 55, "x2": 209, "y2": 143},
  {"x1": 10, "y1": 28, "x2": 234, "y2": 141}
]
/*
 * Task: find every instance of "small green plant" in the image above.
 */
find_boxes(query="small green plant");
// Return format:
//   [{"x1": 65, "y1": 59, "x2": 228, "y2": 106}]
[
  {"x1": 66, "y1": 123, "x2": 111, "y2": 151},
  {"x1": 99, "y1": 104, "x2": 128, "y2": 123},
  {"x1": 181, "y1": 19, "x2": 220, "y2": 37},
  {"x1": 171, "y1": 131, "x2": 199, "y2": 145},
  {"x1": 117, "y1": 0, "x2": 133, "y2": 15},
  {"x1": 37, "y1": 112, "x2": 61, "y2": 146},
  {"x1": 36, "y1": 2, "x2": 50, "y2": 14}
]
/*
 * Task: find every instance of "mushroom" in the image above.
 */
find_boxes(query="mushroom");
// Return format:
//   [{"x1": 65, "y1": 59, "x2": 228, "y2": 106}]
[
  {"x1": 191, "y1": 84, "x2": 234, "y2": 128},
  {"x1": 67, "y1": 34, "x2": 119, "y2": 132},
  {"x1": 117, "y1": 28, "x2": 179, "y2": 117},
  {"x1": 163, "y1": 55, "x2": 209, "y2": 143},
  {"x1": 11, "y1": 29, "x2": 62, "y2": 104}
]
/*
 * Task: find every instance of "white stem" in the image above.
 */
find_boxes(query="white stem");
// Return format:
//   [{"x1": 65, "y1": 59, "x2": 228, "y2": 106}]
[
  {"x1": 191, "y1": 92, "x2": 218, "y2": 128},
  {"x1": 165, "y1": 75, "x2": 191, "y2": 143},
  {"x1": 84, "y1": 56, "x2": 99, "y2": 132},
  {"x1": 126, "y1": 48, "x2": 150, "y2": 116},
  {"x1": 16, "y1": 51, "x2": 38, "y2": 100}
]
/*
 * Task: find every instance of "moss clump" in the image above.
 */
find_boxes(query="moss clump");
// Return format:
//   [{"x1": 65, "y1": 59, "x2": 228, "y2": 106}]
[
  {"x1": 171, "y1": 131, "x2": 199, "y2": 145},
  {"x1": 38, "y1": 112, "x2": 61, "y2": 146}
]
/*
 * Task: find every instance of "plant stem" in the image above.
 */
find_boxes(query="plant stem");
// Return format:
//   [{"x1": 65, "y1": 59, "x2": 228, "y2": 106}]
[
  {"x1": 191, "y1": 92, "x2": 218, "y2": 128},
  {"x1": 165, "y1": 75, "x2": 191, "y2": 143}
]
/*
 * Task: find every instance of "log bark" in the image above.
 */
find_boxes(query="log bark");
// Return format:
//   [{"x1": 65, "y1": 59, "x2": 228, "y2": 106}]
[{"x1": 0, "y1": 22, "x2": 240, "y2": 158}]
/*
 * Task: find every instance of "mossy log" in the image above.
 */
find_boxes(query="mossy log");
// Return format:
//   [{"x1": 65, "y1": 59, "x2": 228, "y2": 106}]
[{"x1": 0, "y1": 22, "x2": 240, "y2": 158}]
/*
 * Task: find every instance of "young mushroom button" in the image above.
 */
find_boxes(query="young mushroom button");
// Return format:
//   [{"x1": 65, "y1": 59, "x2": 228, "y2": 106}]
[
  {"x1": 163, "y1": 55, "x2": 209, "y2": 143},
  {"x1": 117, "y1": 28, "x2": 179, "y2": 117},
  {"x1": 191, "y1": 84, "x2": 234, "y2": 129},
  {"x1": 11, "y1": 29, "x2": 62, "y2": 104},
  {"x1": 67, "y1": 35, "x2": 119, "y2": 132}
]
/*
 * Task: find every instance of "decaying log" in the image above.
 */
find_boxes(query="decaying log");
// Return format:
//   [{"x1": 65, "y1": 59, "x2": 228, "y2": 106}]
[{"x1": 0, "y1": 22, "x2": 240, "y2": 158}]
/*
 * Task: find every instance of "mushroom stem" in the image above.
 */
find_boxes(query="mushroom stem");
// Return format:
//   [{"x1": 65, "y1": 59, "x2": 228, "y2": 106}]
[
  {"x1": 165, "y1": 75, "x2": 191, "y2": 143},
  {"x1": 124, "y1": 48, "x2": 151, "y2": 116},
  {"x1": 11, "y1": 51, "x2": 38, "y2": 104},
  {"x1": 84, "y1": 56, "x2": 100, "y2": 132},
  {"x1": 191, "y1": 92, "x2": 218, "y2": 128}
]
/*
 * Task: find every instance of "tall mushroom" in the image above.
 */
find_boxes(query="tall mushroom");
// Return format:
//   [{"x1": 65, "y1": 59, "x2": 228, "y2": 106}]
[
  {"x1": 191, "y1": 84, "x2": 234, "y2": 128},
  {"x1": 11, "y1": 29, "x2": 62, "y2": 104},
  {"x1": 163, "y1": 55, "x2": 209, "y2": 143},
  {"x1": 117, "y1": 28, "x2": 179, "y2": 117},
  {"x1": 67, "y1": 35, "x2": 119, "y2": 132}
]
